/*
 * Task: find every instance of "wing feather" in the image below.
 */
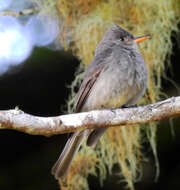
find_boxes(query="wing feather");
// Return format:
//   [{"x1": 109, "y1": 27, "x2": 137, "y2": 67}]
[{"x1": 74, "y1": 64, "x2": 104, "y2": 112}]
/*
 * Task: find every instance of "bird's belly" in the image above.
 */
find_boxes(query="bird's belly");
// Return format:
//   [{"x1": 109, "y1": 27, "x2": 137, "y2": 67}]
[{"x1": 81, "y1": 71, "x2": 145, "y2": 111}]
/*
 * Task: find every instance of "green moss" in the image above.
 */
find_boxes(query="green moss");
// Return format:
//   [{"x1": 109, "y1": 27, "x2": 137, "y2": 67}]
[{"x1": 32, "y1": 0, "x2": 180, "y2": 189}]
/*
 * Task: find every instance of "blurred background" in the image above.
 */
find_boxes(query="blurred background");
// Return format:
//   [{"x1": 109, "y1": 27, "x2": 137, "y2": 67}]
[{"x1": 0, "y1": 0, "x2": 180, "y2": 190}]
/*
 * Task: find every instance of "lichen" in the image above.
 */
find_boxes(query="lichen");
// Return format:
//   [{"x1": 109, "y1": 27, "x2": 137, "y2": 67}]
[{"x1": 33, "y1": 0, "x2": 180, "y2": 189}]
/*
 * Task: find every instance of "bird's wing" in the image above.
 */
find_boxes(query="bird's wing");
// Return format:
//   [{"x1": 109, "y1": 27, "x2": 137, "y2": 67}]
[
  {"x1": 74, "y1": 63, "x2": 104, "y2": 112},
  {"x1": 74, "y1": 47, "x2": 112, "y2": 113}
]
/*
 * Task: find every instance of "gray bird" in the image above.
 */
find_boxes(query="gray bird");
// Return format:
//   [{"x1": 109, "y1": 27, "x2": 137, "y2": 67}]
[{"x1": 51, "y1": 24, "x2": 149, "y2": 179}]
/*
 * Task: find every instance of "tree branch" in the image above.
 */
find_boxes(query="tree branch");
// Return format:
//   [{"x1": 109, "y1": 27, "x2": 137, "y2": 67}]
[
  {"x1": 0, "y1": 96, "x2": 179, "y2": 137},
  {"x1": 0, "y1": 9, "x2": 38, "y2": 17}
]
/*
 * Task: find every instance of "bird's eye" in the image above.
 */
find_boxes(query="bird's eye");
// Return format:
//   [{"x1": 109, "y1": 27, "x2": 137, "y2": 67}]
[{"x1": 120, "y1": 37, "x2": 124, "y2": 41}]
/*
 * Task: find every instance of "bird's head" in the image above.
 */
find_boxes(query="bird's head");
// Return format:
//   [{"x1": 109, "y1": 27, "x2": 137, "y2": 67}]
[{"x1": 104, "y1": 24, "x2": 150, "y2": 46}]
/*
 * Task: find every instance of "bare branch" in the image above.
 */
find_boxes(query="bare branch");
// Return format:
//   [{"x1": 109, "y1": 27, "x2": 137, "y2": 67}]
[
  {"x1": 0, "y1": 96, "x2": 179, "y2": 137},
  {"x1": 0, "y1": 9, "x2": 38, "y2": 17}
]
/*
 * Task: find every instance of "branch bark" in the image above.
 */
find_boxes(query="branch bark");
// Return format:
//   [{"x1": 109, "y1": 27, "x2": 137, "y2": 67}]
[{"x1": 0, "y1": 96, "x2": 179, "y2": 137}]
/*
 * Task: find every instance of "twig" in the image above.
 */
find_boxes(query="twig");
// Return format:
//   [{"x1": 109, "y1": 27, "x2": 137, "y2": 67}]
[
  {"x1": 0, "y1": 9, "x2": 38, "y2": 17},
  {"x1": 0, "y1": 96, "x2": 179, "y2": 137}
]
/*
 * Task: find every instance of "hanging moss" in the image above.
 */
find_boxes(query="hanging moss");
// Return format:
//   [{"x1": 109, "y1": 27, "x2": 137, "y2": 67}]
[{"x1": 32, "y1": 0, "x2": 180, "y2": 189}]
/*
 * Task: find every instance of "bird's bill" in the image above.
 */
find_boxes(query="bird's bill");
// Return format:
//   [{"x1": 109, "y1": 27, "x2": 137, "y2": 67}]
[{"x1": 133, "y1": 35, "x2": 150, "y2": 43}]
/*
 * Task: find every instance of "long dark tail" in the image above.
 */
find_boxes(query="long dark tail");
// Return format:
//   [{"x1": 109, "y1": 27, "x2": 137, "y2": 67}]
[{"x1": 51, "y1": 131, "x2": 85, "y2": 179}]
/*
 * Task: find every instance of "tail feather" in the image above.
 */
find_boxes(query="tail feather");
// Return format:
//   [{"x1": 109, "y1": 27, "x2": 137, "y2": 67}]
[
  {"x1": 51, "y1": 128, "x2": 106, "y2": 179},
  {"x1": 51, "y1": 131, "x2": 85, "y2": 179},
  {"x1": 87, "y1": 128, "x2": 107, "y2": 146}
]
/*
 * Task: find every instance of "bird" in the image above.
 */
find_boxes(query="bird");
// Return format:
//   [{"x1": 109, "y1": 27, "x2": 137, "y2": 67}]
[{"x1": 51, "y1": 24, "x2": 149, "y2": 179}]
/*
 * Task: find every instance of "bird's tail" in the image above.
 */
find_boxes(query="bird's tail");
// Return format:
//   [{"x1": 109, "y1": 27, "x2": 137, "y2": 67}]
[
  {"x1": 51, "y1": 131, "x2": 85, "y2": 179},
  {"x1": 87, "y1": 128, "x2": 107, "y2": 146}
]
